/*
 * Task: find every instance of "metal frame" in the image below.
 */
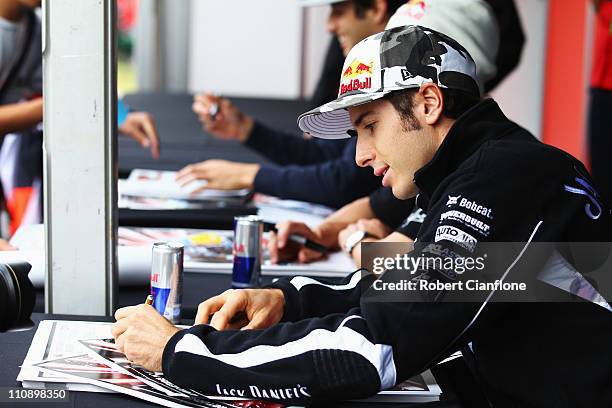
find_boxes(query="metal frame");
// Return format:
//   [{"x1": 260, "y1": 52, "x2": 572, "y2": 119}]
[{"x1": 43, "y1": 0, "x2": 117, "y2": 316}]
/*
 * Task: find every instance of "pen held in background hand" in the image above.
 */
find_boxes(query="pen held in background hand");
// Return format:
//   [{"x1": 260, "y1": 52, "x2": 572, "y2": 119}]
[
  {"x1": 209, "y1": 102, "x2": 219, "y2": 121},
  {"x1": 263, "y1": 222, "x2": 328, "y2": 254}
]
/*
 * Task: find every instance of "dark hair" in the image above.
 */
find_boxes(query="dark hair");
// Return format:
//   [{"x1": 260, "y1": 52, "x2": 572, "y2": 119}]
[
  {"x1": 385, "y1": 87, "x2": 481, "y2": 127},
  {"x1": 352, "y1": 0, "x2": 406, "y2": 19},
  {"x1": 385, "y1": 88, "x2": 421, "y2": 131}
]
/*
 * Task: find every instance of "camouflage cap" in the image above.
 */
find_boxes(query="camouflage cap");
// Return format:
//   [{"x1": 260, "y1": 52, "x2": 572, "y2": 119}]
[{"x1": 298, "y1": 25, "x2": 481, "y2": 139}]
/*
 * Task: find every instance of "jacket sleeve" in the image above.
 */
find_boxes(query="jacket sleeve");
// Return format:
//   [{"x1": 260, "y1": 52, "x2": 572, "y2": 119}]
[
  {"x1": 265, "y1": 270, "x2": 373, "y2": 322},
  {"x1": 253, "y1": 138, "x2": 380, "y2": 208},
  {"x1": 245, "y1": 121, "x2": 347, "y2": 166},
  {"x1": 161, "y1": 261, "x2": 488, "y2": 405}
]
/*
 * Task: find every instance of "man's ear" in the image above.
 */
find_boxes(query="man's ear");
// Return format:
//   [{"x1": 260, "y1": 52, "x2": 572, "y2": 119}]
[
  {"x1": 370, "y1": 0, "x2": 389, "y2": 25},
  {"x1": 420, "y1": 84, "x2": 444, "y2": 126}
]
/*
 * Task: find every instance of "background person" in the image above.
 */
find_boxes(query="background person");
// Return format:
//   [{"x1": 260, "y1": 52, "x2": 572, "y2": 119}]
[
  {"x1": 176, "y1": 0, "x2": 405, "y2": 208},
  {"x1": 588, "y1": 0, "x2": 612, "y2": 203},
  {"x1": 0, "y1": 0, "x2": 160, "y2": 236}
]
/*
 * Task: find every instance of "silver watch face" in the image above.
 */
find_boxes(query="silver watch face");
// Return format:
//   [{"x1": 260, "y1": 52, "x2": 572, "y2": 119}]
[{"x1": 345, "y1": 229, "x2": 367, "y2": 252}]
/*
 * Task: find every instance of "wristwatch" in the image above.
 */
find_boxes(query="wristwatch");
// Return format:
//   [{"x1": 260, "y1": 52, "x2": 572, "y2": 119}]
[{"x1": 344, "y1": 230, "x2": 369, "y2": 254}]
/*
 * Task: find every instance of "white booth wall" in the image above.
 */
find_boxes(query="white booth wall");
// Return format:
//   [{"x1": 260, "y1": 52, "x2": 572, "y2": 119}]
[
  {"x1": 188, "y1": 0, "x2": 304, "y2": 99},
  {"x1": 186, "y1": 0, "x2": 550, "y2": 138}
]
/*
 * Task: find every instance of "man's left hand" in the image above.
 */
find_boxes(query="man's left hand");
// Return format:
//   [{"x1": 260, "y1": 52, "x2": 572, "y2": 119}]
[
  {"x1": 338, "y1": 218, "x2": 392, "y2": 250},
  {"x1": 175, "y1": 160, "x2": 259, "y2": 192},
  {"x1": 112, "y1": 304, "x2": 180, "y2": 372}
]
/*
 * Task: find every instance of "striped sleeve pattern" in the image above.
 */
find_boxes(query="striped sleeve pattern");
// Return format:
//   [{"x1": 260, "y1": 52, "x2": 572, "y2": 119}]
[
  {"x1": 162, "y1": 308, "x2": 395, "y2": 404},
  {"x1": 266, "y1": 270, "x2": 373, "y2": 322}
]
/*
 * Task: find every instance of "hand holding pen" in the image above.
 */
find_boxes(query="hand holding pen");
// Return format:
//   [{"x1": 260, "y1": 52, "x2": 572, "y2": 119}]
[
  {"x1": 266, "y1": 221, "x2": 331, "y2": 265},
  {"x1": 192, "y1": 92, "x2": 254, "y2": 142}
]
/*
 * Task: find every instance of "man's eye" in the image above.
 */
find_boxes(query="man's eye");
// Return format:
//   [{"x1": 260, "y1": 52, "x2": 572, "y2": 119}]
[{"x1": 365, "y1": 122, "x2": 376, "y2": 132}]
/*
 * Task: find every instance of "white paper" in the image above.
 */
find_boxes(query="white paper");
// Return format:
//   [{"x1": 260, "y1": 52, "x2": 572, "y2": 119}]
[
  {"x1": 122, "y1": 169, "x2": 250, "y2": 201},
  {"x1": 17, "y1": 320, "x2": 115, "y2": 392}
]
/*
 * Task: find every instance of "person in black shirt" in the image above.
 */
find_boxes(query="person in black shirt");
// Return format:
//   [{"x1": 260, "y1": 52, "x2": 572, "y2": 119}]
[
  {"x1": 270, "y1": 0, "x2": 525, "y2": 262},
  {"x1": 113, "y1": 26, "x2": 612, "y2": 406}
]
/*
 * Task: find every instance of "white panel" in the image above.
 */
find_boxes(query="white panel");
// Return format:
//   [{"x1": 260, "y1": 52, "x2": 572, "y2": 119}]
[
  {"x1": 490, "y1": 0, "x2": 548, "y2": 139},
  {"x1": 43, "y1": 0, "x2": 117, "y2": 315},
  {"x1": 303, "y1": 5, "x2": 333, "y2": 98},
  {"x1": 188, "y1": 0, "x2": 303, "y2": 99}
]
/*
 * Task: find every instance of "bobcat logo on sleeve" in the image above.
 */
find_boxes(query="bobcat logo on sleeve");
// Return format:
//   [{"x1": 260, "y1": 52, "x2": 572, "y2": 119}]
[{"x1": 446, "y1": 195, "x2": 461, "y2": 206}]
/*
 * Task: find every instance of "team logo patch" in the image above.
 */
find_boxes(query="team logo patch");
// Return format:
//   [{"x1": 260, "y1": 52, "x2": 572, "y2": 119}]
[
  {"x1": 447, "y1": 195, "x2": 493, "y2": 219},
  {"x1": 435, "y1": 225, "x2": 478, "y2": 252},
  {"x1": 440, "y1": 210, "x2": 491, "y2": 236},
  {"x1": 401, "y1": 208, "x2": 427, "y2": 228},
  {"x1": 563, "y1": 167, "x2": 603, "y2": 220},
  {"x1": 340, "y1": 59, "x2": 374, "y2": 95},
  {"x1": 446, "y1": 195, "x2": 461, "y2": 206}
]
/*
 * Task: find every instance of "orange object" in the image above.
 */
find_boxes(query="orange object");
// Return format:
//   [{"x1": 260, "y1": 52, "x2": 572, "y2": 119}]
[
  {"x1": 542, "y1": 1, "x2": 590, "y2": 165},
  {"x1": 6, "y1": 186, "x2": 34, "y2": 235}
]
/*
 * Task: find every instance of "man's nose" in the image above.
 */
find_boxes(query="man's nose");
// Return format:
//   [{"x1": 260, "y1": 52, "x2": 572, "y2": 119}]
[
  {"x1": 326, "y1": 14, "x2": 337, "y2": 34},
  {"x1": 355, "y1": 138, "x2": 375, "y2": 168}
]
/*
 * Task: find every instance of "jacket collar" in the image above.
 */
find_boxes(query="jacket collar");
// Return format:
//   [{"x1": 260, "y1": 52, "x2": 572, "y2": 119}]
[{"x1": 413, "y1": 98, "x2": 516, "y2": 200}]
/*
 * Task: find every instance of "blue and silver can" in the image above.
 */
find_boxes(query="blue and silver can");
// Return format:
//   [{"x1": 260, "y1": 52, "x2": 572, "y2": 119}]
[
  {"x1": 232, "y1": 216, "x2": 263, "y2": 288},
  {"x1": 150, "y1": 242, "x2": 184, "y2": 324}
]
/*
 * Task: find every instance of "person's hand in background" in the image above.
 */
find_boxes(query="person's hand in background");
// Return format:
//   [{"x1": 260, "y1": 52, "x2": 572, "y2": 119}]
[
  {"x1": 192, "y1": 93, "x2": 254, "y2": 142},
  {"x1": 0, "y1": 239, "x2": 16, "y2": 251},
  {"x1": 268, "y1": 221, "x2": 340, "y2": 264},
  {"x1": 175, "y1": 160, "x2": 259, "y2": 191},
  {"x1": 119, "y1": 112, "x2": 160, "y2": 159}
]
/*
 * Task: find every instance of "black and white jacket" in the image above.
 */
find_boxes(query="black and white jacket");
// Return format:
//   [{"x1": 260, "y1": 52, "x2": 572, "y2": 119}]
[{"x1": 162, "y1": 100, "x2": 612, "y2": 407}]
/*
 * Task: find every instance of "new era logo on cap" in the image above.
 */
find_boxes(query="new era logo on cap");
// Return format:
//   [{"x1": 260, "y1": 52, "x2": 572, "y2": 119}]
[{"x1": 298, "y1": 25, "x2": 480, "y2": 140}]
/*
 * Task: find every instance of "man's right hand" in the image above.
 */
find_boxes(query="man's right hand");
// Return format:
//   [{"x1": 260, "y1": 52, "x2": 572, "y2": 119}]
[
  {"x1": 195, "y1": 288, "x2": 285, "y2": 331},
  {"x1": 192, "y1": 93, "x2": 254, "y2": 143}
]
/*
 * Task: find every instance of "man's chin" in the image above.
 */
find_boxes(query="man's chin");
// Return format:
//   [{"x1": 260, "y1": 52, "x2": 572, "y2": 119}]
[{"x1": 391, "y1": 183, "x2": 418, "y2": 200}]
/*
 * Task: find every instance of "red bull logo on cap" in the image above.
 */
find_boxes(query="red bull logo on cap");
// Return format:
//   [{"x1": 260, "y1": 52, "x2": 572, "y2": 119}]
[
  {"x1": 340, "y1": 59, "x2": 374, "y2": 95},
  {"x1": 342, "y1": 60, "x2": 374, "y2": 79}
]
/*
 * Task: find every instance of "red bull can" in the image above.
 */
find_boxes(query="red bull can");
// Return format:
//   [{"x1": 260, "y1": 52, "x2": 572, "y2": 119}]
[
  {"x1": 232, "y1": 216, "x2": 263, "y2": 288},
  {"x1": 150, "y1": 242, "x2": 184, "y2": 324}
]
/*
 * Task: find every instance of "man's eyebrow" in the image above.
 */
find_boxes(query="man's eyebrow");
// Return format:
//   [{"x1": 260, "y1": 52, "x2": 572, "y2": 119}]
[{"x1": 353, "y1": 111, "x2": 374, "y2": 128}]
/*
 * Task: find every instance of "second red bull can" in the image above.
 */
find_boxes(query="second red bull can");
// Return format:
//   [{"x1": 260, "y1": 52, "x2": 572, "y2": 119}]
[
  {"x1": 150, "y1": 242, "x2": 184, "y2": 324},
  {"x1": 232, "y1": 216, "x2": 263, "y2": 288}
]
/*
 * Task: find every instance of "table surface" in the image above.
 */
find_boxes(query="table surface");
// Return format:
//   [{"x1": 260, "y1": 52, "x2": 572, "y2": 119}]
[{"x1": 0, "y1": 313, "x2": 461, "y2": 408}]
